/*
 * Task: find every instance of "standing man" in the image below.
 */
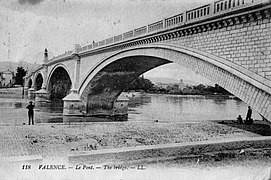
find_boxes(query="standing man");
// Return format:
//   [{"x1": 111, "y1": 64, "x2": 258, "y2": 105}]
[
  {"x1": 26, "y1": 101, "x2": 35, "y2": 125},
  {"x1": 245, "y1": 106, "x2": 252, "y2": 124}
]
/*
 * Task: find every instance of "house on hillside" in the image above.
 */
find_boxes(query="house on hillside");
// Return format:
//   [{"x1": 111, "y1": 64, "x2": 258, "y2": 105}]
[{"x1": 0, "y1": 70, "x2": 15, "y2": 87}]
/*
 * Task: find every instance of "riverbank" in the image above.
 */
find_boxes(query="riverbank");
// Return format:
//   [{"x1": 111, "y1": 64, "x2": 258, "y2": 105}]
[
  {"x1": 125, "y1": 91, "x2": 237, "y2": 99},
  {"x1": 0, "y1": 120, "x2": 263, "y2": 159},
  {"x1": 0, "y1": 87, "x2": 24, "y2": 99},
  {"x1": 0, "y1": 120, "x2": 270, "y2": 180}
]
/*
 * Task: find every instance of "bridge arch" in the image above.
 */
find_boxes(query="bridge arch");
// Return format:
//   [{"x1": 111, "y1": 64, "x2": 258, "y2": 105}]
[
  {"x1": 27, "y1": 79, "x2": 33, "y2": 88},
  {"x1": 34, "y1": 72, "x2": 44, "y2": 91},
  {"x1": 79, "y1": 43, "x2": 271, "y2": 119},
  {"x1": 47, "y1": 63, "x2": 72, "y2": 100}
]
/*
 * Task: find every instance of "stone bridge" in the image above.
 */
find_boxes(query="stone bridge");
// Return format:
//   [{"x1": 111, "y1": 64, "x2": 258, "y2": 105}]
[{"x1": 25, "y1": 0, "x2": 271, "y2": 120}]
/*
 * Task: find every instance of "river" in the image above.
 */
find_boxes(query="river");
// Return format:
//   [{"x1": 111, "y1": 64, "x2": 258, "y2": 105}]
[
  {"x1": 128, "y1": 93, "x2": 262, "y2": 122},
  {"x1": 0, "y1": 93, "x2": 262, "y2": 125}
]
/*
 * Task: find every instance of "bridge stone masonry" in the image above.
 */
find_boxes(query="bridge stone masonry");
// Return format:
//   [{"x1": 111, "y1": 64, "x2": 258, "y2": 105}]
[{"x1": 24, "y1": 0, "x2": 271, "y2": 121}]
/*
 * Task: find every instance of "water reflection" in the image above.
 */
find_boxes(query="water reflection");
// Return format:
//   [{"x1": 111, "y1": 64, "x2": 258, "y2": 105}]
[
  {"x1": 35, "y1": 115, "x2": 128, "y2": 124},
  {"x1": 35, "y1": 101, "x2": 63, "y2": 113},
  {"x1": 128, "y1": 94, "x2": 151, "y2": 108},
  {"x1": 0, "y1": 100, "x2": 27, "y2": 109},
  {"x1": 14, "y1": 102, "x2": 22, "y2": 109}
]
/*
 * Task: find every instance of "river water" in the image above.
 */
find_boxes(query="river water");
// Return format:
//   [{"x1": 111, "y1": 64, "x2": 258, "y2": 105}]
[{"x1": 0, "y1": 93, "x2": 262, "y2": 125}]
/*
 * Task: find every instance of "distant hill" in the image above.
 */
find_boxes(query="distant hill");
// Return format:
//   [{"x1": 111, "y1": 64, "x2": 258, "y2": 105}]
[{"x1": 0, "y1": 61, "x2": 40, "y2": 74}]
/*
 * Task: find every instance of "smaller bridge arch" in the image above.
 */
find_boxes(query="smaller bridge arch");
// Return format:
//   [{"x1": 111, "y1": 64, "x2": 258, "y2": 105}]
[
  {"x1": 34, "y1": 72, "x2": 44, "y2": 91},
  {"x1": 27, "y1": 79, "x2": 33, "y2": 89},
  {"x1": 47, "y1": 63, "x2": 72, "y2": 101}
]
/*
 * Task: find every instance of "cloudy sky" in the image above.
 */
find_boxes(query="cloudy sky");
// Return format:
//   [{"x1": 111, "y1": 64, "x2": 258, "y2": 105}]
[{"x1": 0, "y1": 0, "x2": 213, "y2": 84}]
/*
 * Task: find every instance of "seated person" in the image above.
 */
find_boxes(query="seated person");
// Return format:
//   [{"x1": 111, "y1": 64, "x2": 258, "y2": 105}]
[
  {"x1": 232, "y1": 115, "x2": 243, "y2": 124},
  {"x1": 237, "y1": 115, "x2": 243, "y2": 124}
]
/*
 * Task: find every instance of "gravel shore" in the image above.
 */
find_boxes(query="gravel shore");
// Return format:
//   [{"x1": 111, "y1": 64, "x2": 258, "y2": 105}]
[
  {"x1": 0, "y1": 121, "x2": 261, "y2": 158},
  {"x1": 0, "y1": 120, "x2": 270, "y2": 180}
]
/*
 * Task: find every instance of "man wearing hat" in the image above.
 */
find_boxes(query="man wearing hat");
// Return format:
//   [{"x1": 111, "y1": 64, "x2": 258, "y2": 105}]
[{"x1": 26, "y1": 101, "x2": 35, "y2": 125}]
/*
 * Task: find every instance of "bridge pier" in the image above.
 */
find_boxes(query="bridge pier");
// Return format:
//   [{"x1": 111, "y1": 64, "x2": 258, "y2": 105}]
[
  {"x1": 28, "y1": 87, "x2": 35, "y2": 100},
  {"x1": 63, "y1": 90, "x2": 86, "y2": 116},
  {"x1": 87, "y1": 100, "x2": 129, "y2": 116},
  {"x1": 35, "y1": 88, "x2": 50, "y2": 103},
  {"x1": 23, "y1": 86, "x2": 28, "y2": 96},
  {"x1": 63, "y1": 90, "x2": 129, "y2": 117}
]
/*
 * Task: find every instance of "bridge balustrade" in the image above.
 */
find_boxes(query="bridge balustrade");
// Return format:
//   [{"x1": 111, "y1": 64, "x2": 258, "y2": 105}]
[
  {"x1": 82, "y1": 45, "x2": 88, "y2": 51},
  {"x1": 87, "y1": 44, "x2": 92, "y2": 50},
  {"x1": 77, "y1": 47, "x2": 83, "y2": 52},
  {"x1": 165, "y1": 14, "x2": 184, "y2": 28},
  {"x1": 114, "y1": 34, "x2": 123, "y2": 42},
  {"x1": 148, "y1": 20, "x2": 164, "y2": 32},
  {"x1": 50, "y1": 0, "x2": 268, "y2": 58},
  {"x1": 93, "y1": 42, "x2": 99, "y2": 48},
  {"x1": 106, "y1": 37, "x2": 114, "y2": 45},
  {"x1": 123, "y1": 30, "x2": 134, "y2": 40},
  {"x1": 214, "y1": 0, "x2": 246, "y2": 13},
  {"x1": 98, "y1": 40, "x2": 106, "y2": 47},
  {"x1": 134, "y1": 26, "x2": 147, "y2": 37},
  {"x1": 186, "y1": 4, "x2": 211, "y2": 21},
  {"x1": 50, "y1": 50, "x2": 73, "y2": 61}
]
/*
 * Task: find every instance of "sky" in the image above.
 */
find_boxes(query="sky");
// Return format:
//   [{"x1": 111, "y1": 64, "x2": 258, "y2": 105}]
[{"x1": 0, "y1": 0, "x2": 213, "y2": 85}]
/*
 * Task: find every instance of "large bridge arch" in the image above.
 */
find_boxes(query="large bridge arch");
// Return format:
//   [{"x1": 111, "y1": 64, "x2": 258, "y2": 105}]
[
  {"x1": 79, "y1": 43, "x2": 271, "y2": 119},
  {"x1": 47, "y1": 63, "x2": 72, "y2": 100}
]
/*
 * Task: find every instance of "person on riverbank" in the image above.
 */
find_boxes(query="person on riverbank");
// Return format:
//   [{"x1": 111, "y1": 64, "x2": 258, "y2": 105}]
[
  {"x1": 237, "y1": 115, "x2": 243, "y2": 124},
  {"x1": 245, "y1": 106, "x2": 253, "y2": 125},
  {"x1": 232, "y1": 115, "x2": 243, "y2": 124},
  {"x1": 26, "y1": 101, "x2": 35, "y2": 125}
]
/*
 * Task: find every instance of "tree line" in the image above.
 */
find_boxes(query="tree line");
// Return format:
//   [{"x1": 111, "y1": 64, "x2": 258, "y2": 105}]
[{"x1": 126, "y1": 76, "x2": 232, "y2": 96}]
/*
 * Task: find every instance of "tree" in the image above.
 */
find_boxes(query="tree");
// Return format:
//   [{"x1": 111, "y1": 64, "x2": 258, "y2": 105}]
[
  {"x1": 126, "y1": 76, "x2": 154, "y2": 91},
  {"x1": 15, "y1": 67, "x2": 27, "y2": 86},
  {"x1": 214, "y1": 84, "x2": 232, "y2": 95}
]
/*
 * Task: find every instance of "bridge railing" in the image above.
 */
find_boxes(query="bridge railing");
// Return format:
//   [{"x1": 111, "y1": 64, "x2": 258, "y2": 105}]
[
  {"x1": 93, "y1": 42, "x2": 99, "y2": 48},
  {"x1": 51, "y1": 50, "x2": 73, "y2": 61},
  {"x1": 134, "y1": 26, "x2": 148, "y2": 37},
  {"x1": 186, "y1": 4, "x2": 211, "y2": 22},
  {"x1": 148, "y1": 20, "x2": 164, "y2": 32},
  {"x1": 114, "y1": 34, "x2": 123, "y2": 43},
  {"x1": 165, "y1": 13, "x2": 184, "y2": 28},
  {"x1": 106, "y1": 37, "x2": 114, "y2": 45},
  {"x1": 98, "y1": 40, "x2": 106, "y2": 46},
  {"x1": 123, "y1": 30, "x2": 134, "y2": 40},
  {"x1": 214, "y1": 0, "x2": 249, "y2": 14},
  {"x1": 49, "y1": 0, "x2": 268, "y2": 61}
]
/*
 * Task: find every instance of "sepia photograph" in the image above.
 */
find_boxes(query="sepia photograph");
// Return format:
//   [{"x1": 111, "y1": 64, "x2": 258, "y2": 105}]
[{"x1": 0, "y1": 0, "x2": 271, "y2": 179}]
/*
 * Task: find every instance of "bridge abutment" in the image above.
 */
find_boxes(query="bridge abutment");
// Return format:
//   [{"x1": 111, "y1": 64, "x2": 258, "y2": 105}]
[
  {"x1": 35, "y1": 88, "x2": 50, "y2": 103},
  {"x1": 63, "y1": 93, "x2": 129, "y2": 116},
  {"x1": 28, "y1": 87, "x2": 35, "y2": 100},
  {"x1": 63, "y1": 90, "x2": 86, "y2": 116}
]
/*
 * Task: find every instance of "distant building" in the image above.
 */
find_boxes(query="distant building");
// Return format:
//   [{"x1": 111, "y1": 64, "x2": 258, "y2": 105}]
[
  {"x1": 155, "y1": 83, "x2": 170, "y2": 89},
  {"x1": 0, "y1": 70, "x2": 15, "y2": 87},
  {"x1": 155, "y1": 79, "x2": 186, "y2": 90}
]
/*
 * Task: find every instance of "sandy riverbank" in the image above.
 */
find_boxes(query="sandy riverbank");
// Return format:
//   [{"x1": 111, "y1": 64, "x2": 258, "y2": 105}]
[
  {"x1": 0, "y1": 120, "x2": 263, "y2": 159},
  {"x1": 0, "y1": 120, "x2": 271, "y2": 180}
]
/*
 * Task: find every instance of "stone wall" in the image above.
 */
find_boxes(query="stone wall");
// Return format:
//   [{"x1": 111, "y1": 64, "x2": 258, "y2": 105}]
[{"x1": 168, "y1": 10, "x2": 271, "y2": 80}]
